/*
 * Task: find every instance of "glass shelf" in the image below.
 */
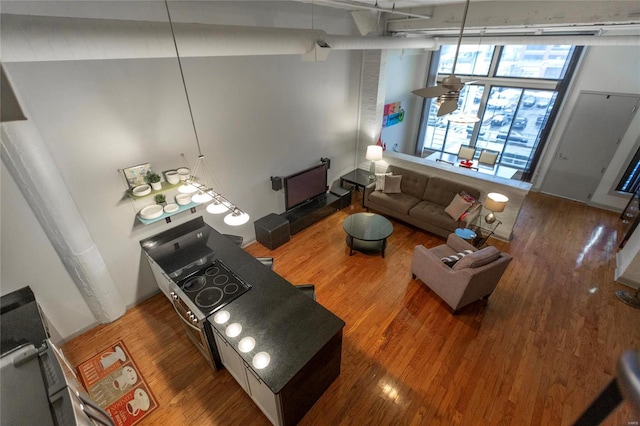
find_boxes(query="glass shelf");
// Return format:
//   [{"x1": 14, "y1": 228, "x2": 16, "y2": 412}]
[
  {"x1": 137, "y1": 201, "x2": 200, "y2": 225},
  {"x1": 126, "y1": 181, "x2": 182, "y2": 199}
]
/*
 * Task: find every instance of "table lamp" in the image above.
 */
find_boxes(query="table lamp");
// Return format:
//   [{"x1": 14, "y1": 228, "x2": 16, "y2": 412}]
[
  {"x1": 366, "y1": 145, "x2": 383, "y2": 179},
  {"x1": 484, "y1": 192, "x2": 508, "y2": 224}
]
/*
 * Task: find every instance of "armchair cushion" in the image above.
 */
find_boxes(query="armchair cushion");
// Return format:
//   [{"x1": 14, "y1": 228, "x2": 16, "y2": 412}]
[
  {"x1": 441, "y1": 249, "x2": 474, "y2": 267},
  {"x1": 452, "y1": 246, "x2": 500, "y2": 270}
]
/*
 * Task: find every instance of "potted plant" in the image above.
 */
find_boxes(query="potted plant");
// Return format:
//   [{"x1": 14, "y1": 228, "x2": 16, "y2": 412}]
[
  {"x1": 155, "y1": 193, "x2": 167, "y2": 206},
  {"x1": 145, "y1": 171, "x2": 162, "y2": 191}
]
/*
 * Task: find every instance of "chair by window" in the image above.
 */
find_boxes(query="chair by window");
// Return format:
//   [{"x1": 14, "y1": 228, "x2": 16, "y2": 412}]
[
  {"x1": 457, "y1": 145, "x2": 477, "y2": 161},
  {"x1": 478, "y1": 149, "x2": 499, "y2": 168}
]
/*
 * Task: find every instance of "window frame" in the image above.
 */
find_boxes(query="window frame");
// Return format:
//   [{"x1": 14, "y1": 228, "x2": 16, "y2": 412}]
[{"x1": 415, "y1": 44, "x2": 583, "y2": 182}]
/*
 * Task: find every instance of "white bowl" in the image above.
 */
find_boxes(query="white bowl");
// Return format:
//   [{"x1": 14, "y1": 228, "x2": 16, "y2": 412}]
[
  {"x1": 140, "y1": 204, "x2": 164, "y2": 220},
  {"x1": 165, "y1": 171, "x2": 180, "y2": 185},
  {"x1": 175, "y1": 193, "x2": 192, "y2": 206},
  {"x1": 163, "y1": 203, "x2": 179, "y2": 214},
  {"x1": 132, "y1": 184, "x2": 151, "y2": 197},
  {"x1": 177, "y1": 168, "x2": 190, "y2": 181}
]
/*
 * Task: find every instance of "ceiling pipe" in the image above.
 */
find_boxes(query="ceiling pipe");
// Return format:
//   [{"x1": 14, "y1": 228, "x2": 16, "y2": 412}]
[
  {"x1": 2, "y1": 14, "x2": 637, "y2": 64},
  {"x1": 0, "y1": 14, "x2": 437, "y2": 62},
  {"x1": 436, "y1": 34, "x2": 640, "y2": 46},
  {"x1": 310, "y1": 0, "x2": 433, "y2": 20}
]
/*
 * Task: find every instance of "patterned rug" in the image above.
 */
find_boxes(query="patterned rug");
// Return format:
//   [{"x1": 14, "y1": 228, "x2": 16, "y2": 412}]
[{"x1": 76, "y1": 340, "x2": 157, "y2": 426}]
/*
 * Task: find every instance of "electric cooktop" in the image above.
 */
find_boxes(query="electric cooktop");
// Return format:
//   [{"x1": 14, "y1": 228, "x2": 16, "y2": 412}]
[{"x1": 176, "y1": 259, "x2": 251, "y2": 317}]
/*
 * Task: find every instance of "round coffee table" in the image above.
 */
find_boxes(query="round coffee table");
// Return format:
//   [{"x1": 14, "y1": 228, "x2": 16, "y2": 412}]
[{"x1": 343, "y1": 213, "x2": 393, "y2": 258}]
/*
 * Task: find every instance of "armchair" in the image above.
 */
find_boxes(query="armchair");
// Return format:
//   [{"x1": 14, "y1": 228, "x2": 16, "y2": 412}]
[{"x1": 411, "y1": 234, "x2": 512, "y2": 313}]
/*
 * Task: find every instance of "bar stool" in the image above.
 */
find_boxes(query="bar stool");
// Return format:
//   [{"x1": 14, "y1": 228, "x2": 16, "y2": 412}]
[
  {"x1": 295, "y1": 284, "x2": 316, "y2": 301},
  {"x1": 256, "y1": 257, "x2": 274, "y2": 270},
  {"x1": 223, "y1": 234, "x2": 243, "y2": 246}
]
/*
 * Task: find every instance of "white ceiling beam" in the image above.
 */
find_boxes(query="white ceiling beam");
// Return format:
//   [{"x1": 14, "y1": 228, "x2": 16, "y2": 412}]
[{"x1": 386, "y1": 1, "x2": 640, "y2": 33}]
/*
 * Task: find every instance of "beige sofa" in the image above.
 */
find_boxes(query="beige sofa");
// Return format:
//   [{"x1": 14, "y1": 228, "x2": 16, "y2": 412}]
[{"x1": 363, "y1": 165, "x2": 482, "y2": 238}]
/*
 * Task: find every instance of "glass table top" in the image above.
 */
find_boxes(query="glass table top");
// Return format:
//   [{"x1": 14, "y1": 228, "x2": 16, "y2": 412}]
[{"x1": 343, "y1": 213, "x2": 393, "y2": 241}]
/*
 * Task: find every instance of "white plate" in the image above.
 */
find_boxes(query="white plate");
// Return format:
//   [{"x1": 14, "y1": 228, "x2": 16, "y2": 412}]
[
  {"x1": 132, "y1": 184, "x2": 151, "y2": 197},
  {"x1": 140, "y1": 204, "x2": 163, "y2": 220},
  {"x1": 163, "y1": 203, "x2": 179, "y2": 214}
]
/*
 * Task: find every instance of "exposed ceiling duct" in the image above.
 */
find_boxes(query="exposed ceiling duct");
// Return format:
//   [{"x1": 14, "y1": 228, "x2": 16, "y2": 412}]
[
  {"x1": 1, "y1": 13, "x2": 638, "y2": 64},
  {"x1": 436, "y1": 34, "x2": 640, "y2": 46},
  {"x1": 0, "y1": 14, "x2": 437, "y2": 63}
]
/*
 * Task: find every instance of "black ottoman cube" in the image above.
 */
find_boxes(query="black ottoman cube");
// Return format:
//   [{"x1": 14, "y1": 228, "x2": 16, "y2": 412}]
[{"x1": 254, "y1": 213, "x2": 290, "y2": 250}]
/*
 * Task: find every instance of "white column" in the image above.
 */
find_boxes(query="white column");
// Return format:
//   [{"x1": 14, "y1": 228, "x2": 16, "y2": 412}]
[
  {"x1": 357, "y1": 49, "x2": 387, "y2": 170},
  {"x1": 1, "y1": 117, "x2": 126, "y2": 323}
]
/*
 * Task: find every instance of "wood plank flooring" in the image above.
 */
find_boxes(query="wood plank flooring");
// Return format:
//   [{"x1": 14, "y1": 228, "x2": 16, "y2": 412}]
[{"x1": 62, "y1": 191, "x2": 640, "y2": 425}]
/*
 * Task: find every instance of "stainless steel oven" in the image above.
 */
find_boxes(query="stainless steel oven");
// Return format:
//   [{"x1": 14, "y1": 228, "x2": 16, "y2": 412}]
[
  {"x1": 168, "y1": 258, "x2": 252, "y2": 371},
  {"x1": 141, "y1": 218, "x2": 252, "y2": 371},
  {"x1": 168, "y1": 286, "x2": 218, "y2": 369}
]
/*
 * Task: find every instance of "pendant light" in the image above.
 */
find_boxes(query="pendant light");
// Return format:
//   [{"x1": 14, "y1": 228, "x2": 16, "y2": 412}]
[{"x1": 164, "y1": 0, "x2": 249, "y2": 226}]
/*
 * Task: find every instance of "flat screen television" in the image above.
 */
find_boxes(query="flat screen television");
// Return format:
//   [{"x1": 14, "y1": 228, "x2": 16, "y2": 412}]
[{"x1": 284, "y1": 164, "x2": 328, "y2": 211}]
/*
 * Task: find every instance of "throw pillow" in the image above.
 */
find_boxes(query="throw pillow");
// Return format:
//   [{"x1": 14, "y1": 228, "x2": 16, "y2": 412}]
[
  {"x1": 452, "y1": 246, "x2": 500, "y2": 270},
  {"x1": 441, "y1": 249, "x2": 474, "y2": 267},
  {"x1": 444, "y1": 194, "x2": 472, "y2": 220},
  {"x1": 459, "y1": 191, "x2": 477, "y2": 204},
  {"x1": 375, "y1": 172, "x2": 392, "y2": 191},
  {"x1": 383, "y1": 175, "x2": 402, "y2": 194}
]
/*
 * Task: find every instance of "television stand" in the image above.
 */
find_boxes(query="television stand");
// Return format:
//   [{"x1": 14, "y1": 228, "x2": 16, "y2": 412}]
[{"x1": 281, "y1": 193, "x2": 341, "y2": 235}]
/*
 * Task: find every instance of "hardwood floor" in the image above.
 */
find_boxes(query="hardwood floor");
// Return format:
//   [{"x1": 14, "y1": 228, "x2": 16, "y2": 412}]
[{"x1": 62, "y1": 191, "x2": 640, "y2": 425}]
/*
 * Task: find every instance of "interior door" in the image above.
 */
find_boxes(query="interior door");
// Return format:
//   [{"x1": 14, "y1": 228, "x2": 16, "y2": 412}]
[{"x1": 541, "y1": 92, "x2": 639, "y2": 202}]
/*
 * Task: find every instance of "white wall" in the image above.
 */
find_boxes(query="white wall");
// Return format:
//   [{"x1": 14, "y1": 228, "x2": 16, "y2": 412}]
[
  {"x1": 0, "y1": 1, "x2": 362, "y2": 340},
  {"x1": 381, "y1": 51, "x2": 430, "y2": 155},
  {"x1": 532, "y1": 46, "x2": 640, "y2": 211},
  {"x1": 1, "y1": 167, "x2": 97, "y2": 337}
]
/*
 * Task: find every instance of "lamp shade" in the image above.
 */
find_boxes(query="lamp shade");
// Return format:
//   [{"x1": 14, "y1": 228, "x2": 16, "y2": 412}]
[
  {"x1": 365, "y1": 145, "x2": 383, "y2": 161},
  {"x1": 485, "y1": 192, "x2": 509, "y2": 212},
  {"x1": 224, "y1": 210, "x2": 250, "y2": 226}
]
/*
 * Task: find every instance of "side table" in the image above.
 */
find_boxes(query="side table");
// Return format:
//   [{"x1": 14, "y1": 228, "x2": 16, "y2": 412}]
[
  {"x1": 455, "y1": 228, "x2": 477, "y2": 243},
  {"x1": 339, "y1": 169, "x2": 374, "y2": 207}
]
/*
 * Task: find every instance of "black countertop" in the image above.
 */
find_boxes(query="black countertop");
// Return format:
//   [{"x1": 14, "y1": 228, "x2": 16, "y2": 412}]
[{"x1": 141, "y1": 217, "x2": 345, "y2": 394}]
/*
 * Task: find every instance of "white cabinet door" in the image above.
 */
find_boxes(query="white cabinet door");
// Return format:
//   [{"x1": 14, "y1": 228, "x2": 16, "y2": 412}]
[
  {"x1": 144, "y1": 253, "x2": 172, "y2": 300},
  {"x1": 245, "y1": 366, "x2": 283, "y2": 426},
  {"x1": 212, "y1": 329, "x2": 248, "y2": 392}
]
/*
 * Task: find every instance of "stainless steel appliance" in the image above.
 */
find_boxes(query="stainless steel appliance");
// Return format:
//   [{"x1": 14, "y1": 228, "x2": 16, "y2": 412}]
[
  {"x1": 168, "y1": 258, "x2": 252, "y2": 370},
  {"x1": 141, "y1": 218, "x2": 253, "y2": 371},
  {"x1": 0, "y1": 340, "x2": 114, "y2": 426}
]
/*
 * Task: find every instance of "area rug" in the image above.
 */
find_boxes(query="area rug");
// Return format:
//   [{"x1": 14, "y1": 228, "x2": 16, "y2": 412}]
[{"x1": 76, "y1": 340, "x2": 157, "y2": 426}]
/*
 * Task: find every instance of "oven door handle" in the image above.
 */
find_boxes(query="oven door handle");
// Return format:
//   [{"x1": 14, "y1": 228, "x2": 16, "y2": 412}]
[{"x1": 169, "y1": 295, "x2": 201, "y2": 331}]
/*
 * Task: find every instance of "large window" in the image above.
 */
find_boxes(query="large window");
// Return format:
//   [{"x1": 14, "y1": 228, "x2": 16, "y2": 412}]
[{"x1": 418, "y1": 44, "x2": 579, "y2": 181}]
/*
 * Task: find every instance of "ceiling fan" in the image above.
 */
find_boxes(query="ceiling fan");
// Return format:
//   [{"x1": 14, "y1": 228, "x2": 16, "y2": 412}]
[{"x1": 412, "y1": 0, "x2": 473, "y2": 117}]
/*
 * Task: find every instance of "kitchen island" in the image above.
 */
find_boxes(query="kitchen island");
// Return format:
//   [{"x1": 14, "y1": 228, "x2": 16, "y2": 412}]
[{"x1": 141, "y1": 217, "x2": 345, "y2": 426}]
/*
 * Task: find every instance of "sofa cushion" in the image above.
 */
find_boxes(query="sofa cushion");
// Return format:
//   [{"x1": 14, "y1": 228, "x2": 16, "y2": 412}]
[
  {"x1": 452, "y1": 246, "x2": 500, "y2": 270},
  {"x1": 422, "y1": 176, "x2": 481, "y2": 207},
  {"x1": 375, "y1": 172, "x2": 392, "y2": 191},
  {"x1": 409, "y1": 200, "x2": 460, "y2": 231},
  {"x1": 383, "y1": 175, "x2": 402, "y2": 193},
  {"x1": 444, "y1": 194, "x2": 472, "y2": 220},
  {"x1": 387, "y1": 165, "x2": 429, "y2": 199},
  {"x1": 369, "y1": 190, "x2": 421, "y2": 215}
]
